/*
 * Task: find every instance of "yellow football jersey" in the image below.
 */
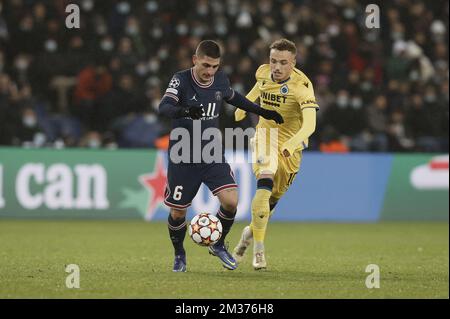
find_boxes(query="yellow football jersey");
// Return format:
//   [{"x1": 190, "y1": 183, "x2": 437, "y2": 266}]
[{"x1": 241, "y1": 64, "x2": 319, "y2": 152}]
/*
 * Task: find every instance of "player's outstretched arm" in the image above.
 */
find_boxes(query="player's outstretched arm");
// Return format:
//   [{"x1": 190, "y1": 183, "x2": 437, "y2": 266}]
[
  {"x1": 234, "y1": 82, "x2": 260, "y2": 122},
  {"x1": 158, "y1": 96, "x2": 203, "y2": 119},
  {"x1": 227, "y1": 91, "x2": 284, "y2": 124},
  {"x1": 281, "y1": 108, "x2": 317, "y2": 157}
]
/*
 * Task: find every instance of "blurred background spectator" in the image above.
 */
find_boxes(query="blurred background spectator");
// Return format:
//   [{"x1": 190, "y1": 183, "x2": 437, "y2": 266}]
[{"x1": 0, "y1": 0, "x2": 448, "y2": 152}]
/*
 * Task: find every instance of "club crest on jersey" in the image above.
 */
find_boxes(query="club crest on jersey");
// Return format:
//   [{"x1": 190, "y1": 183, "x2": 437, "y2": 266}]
[
  {"x1": 169, "y1": 77, "x2": 180, "y2": 88},
  {"x1": 215, "y1": 91, "x2": 222, "y2": 101},
  {"x1": 280, "y1": 84, "x2": 289, "y2": 95}
]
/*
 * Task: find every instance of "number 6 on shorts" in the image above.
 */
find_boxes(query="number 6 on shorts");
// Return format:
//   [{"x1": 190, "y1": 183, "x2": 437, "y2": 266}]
[{"x1": 173, "y1": 186, "x2": 183, "y2": 201}]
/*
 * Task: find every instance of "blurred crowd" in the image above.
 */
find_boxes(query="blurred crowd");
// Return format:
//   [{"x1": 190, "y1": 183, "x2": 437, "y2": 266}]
[{"x1": 0, "y1": 0, "x2": 448, "y2": 152}]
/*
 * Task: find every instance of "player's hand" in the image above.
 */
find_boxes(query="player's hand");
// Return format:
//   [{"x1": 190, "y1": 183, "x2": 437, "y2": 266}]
[
  {"x1": 235, "y1": 109, "x2": 247, "y2": 122},
  {"x1": 259, "y1": 109, "x2": 284, "y2": 124},
  {"x1": 186, "y1": 106, "x2": 204, "y2": 120}
]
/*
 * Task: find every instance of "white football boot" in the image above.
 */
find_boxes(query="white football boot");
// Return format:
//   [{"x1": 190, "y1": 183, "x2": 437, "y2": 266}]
[
  {"x1": 252, "y1": 241, "x2": 267, "y2": 270},
  {"x1": 232, "y1": 226, "x2": 253, "y2": 264}
]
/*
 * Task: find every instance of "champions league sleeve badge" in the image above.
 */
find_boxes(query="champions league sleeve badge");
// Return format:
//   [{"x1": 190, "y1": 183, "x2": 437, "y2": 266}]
[{"x1": 169, "y1": 77, "x2": 180, "y2": 88}]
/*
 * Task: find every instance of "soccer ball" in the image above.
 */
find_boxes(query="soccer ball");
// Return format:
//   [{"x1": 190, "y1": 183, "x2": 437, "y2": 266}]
[{"x1": 188, "y1": 213, "x2": 222, "y2": 246}]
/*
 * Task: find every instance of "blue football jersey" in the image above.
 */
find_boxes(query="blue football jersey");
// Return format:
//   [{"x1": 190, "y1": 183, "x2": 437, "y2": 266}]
[{"x1": 162, "y1": 68, "x2": 235, "y2": 163}]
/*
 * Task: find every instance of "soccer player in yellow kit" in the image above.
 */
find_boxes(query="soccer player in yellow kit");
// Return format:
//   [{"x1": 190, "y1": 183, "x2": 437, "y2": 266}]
[{"x1": 232, "y1": 39, "x2": 319, "y2": 270}]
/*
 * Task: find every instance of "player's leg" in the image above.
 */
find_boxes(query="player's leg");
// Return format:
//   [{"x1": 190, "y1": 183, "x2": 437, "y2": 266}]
[
  {"x1": 251, "y1": 154, "x2": 301, "y2": 269},
  {"x1": 232, "y1": 224, "x2": 253, "y2": 264},
  {"x1": 251, "y1": 173, "x2": 274, "y2": 242},
  {"x1": 251, "y1": 168, "x2": 297, "y2": 270},
  {"x1": 215, "y1": 188, "x2": 238, "y2": 246},
  {"x1": 235, "y1": 195, "x2": 278, "y2": 257},
  {"x1": 168, "y1": 207, "x2": 188, "y2": 272},
  {"x1": 250, "y1": 152, "x2": 301, "y2": 270},
  {"x1": 233, "y1": 130, "x2": 278, "y2": 268},
  {"x1": 165, "y1": 163, "x2": 202, "y2": 272},
  {"x1": 251, "y1": 129, "x2": 279, "y2": 269},
  {"x1": 203, "y1": 162, "x2": 239, "y2": 270},
  {"x1": 235, "y1": 151, "x2": 300, "y2": 268},
  {"x1": 250, "y1": 172, "x2": 274, "y2": 270},
  {"x1": 233, "y1": 188, "x2": 277, "y2": 265},
  {"x1": 238, "y1": 196, "x2": 277, "y2": 246}
]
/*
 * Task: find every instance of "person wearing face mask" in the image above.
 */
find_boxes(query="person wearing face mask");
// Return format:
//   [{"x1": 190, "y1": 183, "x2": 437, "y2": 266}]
[
  {"x1": 81, "y1": 0, "x2": 94, "y2": 12},
  {"x1": 124, "y1": 16, "x2": 146, "y2": 57},
  {"x1": 100, "y1": 36, "x2": 114, "y2": 53},
  {"x1": 412, "y1": 85, "x2": 448, "y2": 151},
  {"x1": 117, "y1": 110, "x2": 162, "y2": 148},
  {"x1": 26, "y1": 36, "x2": 65, "y2": 102},
  {"x1": 79, "y1": 131, "x2": 103, "y2": 149},
  {"x1": 44, "y1": 38, "x2": 58, "y2": 53},
  {"x1": 16, "y1": 107, "x2": 47, "y2": 147},
  {"x1": 347, "y1": 95, "x2": 371, "y2": 151},
  {"x1": 0, "y1": 74, "x2": 17, "y2": 145},
  {"x1": 97, "y1": 73, "x2": 145, "y2": 131},
  {"x1": 323, "y1": 90, "x2": 353, "y2": 141},
  {"x1": 63, "y1": 36, "x2": 89, "y2": 76},
  {"x1": 116, "y1": 37, "x2": 139, "y2": 73},
  {"x1": 387, "y1": 110, "x2": 414, "y2": 152},
  {"x1": 366, "y1": 95, "x2": 389, "y2": 151},
  {"x1": 12, "y1": 14, "x2": 42, "y2": 54},
  {"x1": 12, "y1": 54, "x2": 30, "y2": 84}
]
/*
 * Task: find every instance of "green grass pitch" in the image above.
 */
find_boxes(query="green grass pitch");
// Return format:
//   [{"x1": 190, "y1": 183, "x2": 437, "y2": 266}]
[{"x1": 0, "y1": 220, "x2": 448, "y2": 298}]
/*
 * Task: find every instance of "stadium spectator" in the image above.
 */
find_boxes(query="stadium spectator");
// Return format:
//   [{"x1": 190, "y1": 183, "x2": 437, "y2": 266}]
[
  {"x1": 366, "y1": 95, "x2": 389, "y2": 152},
  {"x1": 406, "y1": 90, "x2": 447, "y2": 152},
  {"x1": 78, "y1": 130, "x2": 103, "y2": 149},
  {"x1": 97, "y1": 73, "x2": 142, "y2": 131},
  {"x1": 319, "y1": 126, "x2": 350, "y2": 153},
  {"x1": 72, "y1": 59, "x2": 113, "y2": 130},
  {"x1": 387, "y1": 110, "x2": 414, "y2": 152},
  {"x1": 14, "y1": 107, "x2": 48, "y2": 147}
]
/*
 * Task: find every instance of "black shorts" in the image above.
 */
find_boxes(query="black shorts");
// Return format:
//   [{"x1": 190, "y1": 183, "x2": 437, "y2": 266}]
[{"x1": 164, "y1": 162, "x2": 237, "y2": 209}]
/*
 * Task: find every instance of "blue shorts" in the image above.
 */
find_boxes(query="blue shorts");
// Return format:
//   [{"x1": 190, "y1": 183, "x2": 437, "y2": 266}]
[{"x1": 164, "y1": 162, "x2": 237, "y2": 209}]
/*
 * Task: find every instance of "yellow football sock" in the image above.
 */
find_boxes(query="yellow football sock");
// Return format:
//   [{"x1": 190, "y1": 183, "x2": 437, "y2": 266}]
[
  {"x1": 251, "y1": 188, "x2": 272, "y2": 242},
  {"x1": 250, "y1": 206, "x2": 275, "y2": 232}
]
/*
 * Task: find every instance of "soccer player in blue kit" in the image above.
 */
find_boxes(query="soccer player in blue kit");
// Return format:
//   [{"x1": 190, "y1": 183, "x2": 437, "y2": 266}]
[{"x1": 159, "y1": 40, "x2": 283, "y2": 272}]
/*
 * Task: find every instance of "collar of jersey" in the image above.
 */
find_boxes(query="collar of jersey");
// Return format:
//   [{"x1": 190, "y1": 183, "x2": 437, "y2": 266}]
[
  {"x1": 191, "y1": 68, "x2": 214, "y2": 88},
  {"x1": 271, "y1": 74, "x2": 290, "y2": 84}
]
